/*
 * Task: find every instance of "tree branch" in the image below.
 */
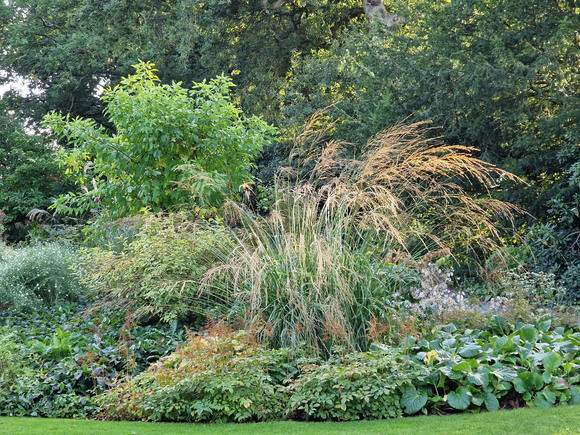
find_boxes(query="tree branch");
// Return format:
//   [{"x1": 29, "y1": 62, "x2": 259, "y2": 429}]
[
  {"x1": 260, "y1": 0, "x2": 288, "y2": 11},
  {"x1": 362, "y1": 0, "x2": 403, "y2": 27}
]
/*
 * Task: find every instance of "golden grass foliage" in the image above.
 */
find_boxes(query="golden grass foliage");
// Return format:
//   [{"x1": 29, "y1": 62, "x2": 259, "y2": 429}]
[{"x1": 199, "y1": 113, "x2": 523, "y2": 355}]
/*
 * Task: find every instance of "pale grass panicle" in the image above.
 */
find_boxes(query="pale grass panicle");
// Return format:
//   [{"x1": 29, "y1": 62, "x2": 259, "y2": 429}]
[{"x1": 201, "y1": 112, "x2": 522, "y2": 356}]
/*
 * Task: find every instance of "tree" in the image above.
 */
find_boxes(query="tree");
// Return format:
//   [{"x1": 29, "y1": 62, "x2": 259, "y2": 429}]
[
  {"x1": 281, "y1": 0, "x2": 579, "y2": 294},
  {"x1": 0, "y1": 108, "x2": 73, "y2": 240},
  {"x1": 0, "y1": 0, "x2": 403, "y2": 128},
  {"x1": 43, "y1": 62, "x2": 275, "y2": 219},
  {"x1": 283, "y1": 0, "x2": 579, "y2": 219}
]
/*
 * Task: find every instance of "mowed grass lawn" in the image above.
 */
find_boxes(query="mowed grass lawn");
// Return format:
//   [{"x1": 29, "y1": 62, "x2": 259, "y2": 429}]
[{"x1": 1, "y1": 405, "x2": 578, "y2": 435}]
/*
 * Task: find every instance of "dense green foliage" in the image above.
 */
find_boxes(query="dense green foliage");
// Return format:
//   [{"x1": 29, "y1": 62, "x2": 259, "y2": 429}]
[
  {"x1": 99, "y1": 325, "x2": 291, "y2": 422},
  {"x1": 0, "y1": 0, "x2": 578, "y2": 427},
  {"x1": 79, "y1": 214, "x2": 234, "y2": 322},
  {"x1": 286, "y1": 350, "x2": 423, "y2": 421},
  {"x1": 98, "y1": 317, "x2": 579, "y2": 423},
  {"x1": 0, "y1": 242, "x2": 83, "y2": 312},
  {"x1": 0, "y1": 305, "x2": 185, "y2": 418},
  {"x1": 403, "y1": 317, "x2": 580, "y2": 415},
  {"x1": 284, "y1": 0, "x2": 579, "y2": 216},
  {"x1": 281, "y1": 0, "x2": 579, "y2": 293},
  {"x1": 0, "y1": 0, "x2": 364, "y2": 125},
  {"x1": 0, "y1": 113, "x2": 73, "y2": 240},
  {"x1": 44, "y1": 62, "x2": 274, "y2": 218},
  {"x1": 1, "y1": 0, "x2": 578, "y2": 294}
]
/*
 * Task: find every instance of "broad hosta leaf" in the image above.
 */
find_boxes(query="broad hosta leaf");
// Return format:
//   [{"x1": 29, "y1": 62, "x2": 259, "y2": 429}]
[
  {"x1": 483, "y1": 392, "x2": 499, "y2": 412},
  {"x1": 520, "y1": 326, "x2": 537, "y2": 343},
  {"x1": 440, "y1": 365, "x2": 465, "y2": 380},
  {"x1": 471, "y1": 394, "x2": 484, "y2": 406},
  {"x1": 538, "y1": 319, "x2": 552, "y2": 332},
  {"x1": 491, "y1": 364, "x2": 518, "y2": 381},
  {"x1": 467, "y1": 371, "x2": 490, "y2": 387},
  {"x1": 513, "y1": 377, "x2": 529, "y2": 394},
  {"x1": 458, "y1": 344, "x2": 482, "y2": 358},
  {"x1": 447, "y1": 387, "x2": 471, "y2": 410},
  {"x1": 491, "y1": 316, "x2": 505, "y2": 334},
  {"x1": 401, "y1": 387, "x2": 428, "y2": 415},
  {"x1": 533, "y1": 389, "x2": 557, "y2": 407},
  {"x1": 543, "y1": 352, "x2": 562, "y2": 373},
  {"x1": 452, "y1": 361, "x2": 474, "y2": 372},
  {"x1": 542, "y1": 372, "x2": 553, "y2": 384},
  {"x1": 514, "y1": 372, "x2": 545, "y2": 394},
  {"x1": 442, "y1": 338, "x2": 456, "y2": 348}
]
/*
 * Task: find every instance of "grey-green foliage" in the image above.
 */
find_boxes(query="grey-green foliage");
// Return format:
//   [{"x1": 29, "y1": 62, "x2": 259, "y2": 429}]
[
  {"x1": 402, "y1": 317, "x2": 580, "y2": 415},
  {"x1": 0, "y1": 242, "x2": 84, "y2": 312}
]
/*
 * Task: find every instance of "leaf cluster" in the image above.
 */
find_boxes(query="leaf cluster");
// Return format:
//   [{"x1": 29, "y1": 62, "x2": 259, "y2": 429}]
[
  {"x1": 43, "y1": 62, "x2": 275, "y2": 219},
  {"x1": 401, "y1": 317, "x2": 580, "y2": 415},
  {"x1": 0, "y1": 304, "x2": 185, "y2": 418}
]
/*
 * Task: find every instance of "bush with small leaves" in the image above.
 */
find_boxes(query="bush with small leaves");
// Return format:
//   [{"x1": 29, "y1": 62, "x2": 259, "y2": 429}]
[
  {"x1": 99, "y1": 323, "x2": 292, "y2": 422},
  {"x1": 0, "y1": 242, "x2": 84, "y2": 312}
]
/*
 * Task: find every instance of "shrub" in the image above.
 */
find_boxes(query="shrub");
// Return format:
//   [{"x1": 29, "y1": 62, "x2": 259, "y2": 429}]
[
  {"x1": 43, "y1": 61, "x2": 275, "y2": 219},
  {"x1": 286, "y1": 349, "x2": 425, "y2": 421},
  {"x1": 526, "y1": 222, "x2": 580, "y2": 302},
  {"x1": 79, "y1": 214, "x2": 234, "y2": 323},
  {"x1": 99, "y1": 323, "x2": 292, "y2": 422},
  {"x1": 0, "y1": 242, "x2": 84, "y2": 312},
  {"x1": 0, "y1": 304, "x2": 185, "y2": 418},
  {"x1": 0, "y1": 115, "x2": 74, "y2": 242}
]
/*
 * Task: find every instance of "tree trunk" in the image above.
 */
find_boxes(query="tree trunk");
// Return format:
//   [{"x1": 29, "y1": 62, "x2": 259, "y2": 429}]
[{"x1": 259, "y1": 0, "x2": 403, "y2": 27}]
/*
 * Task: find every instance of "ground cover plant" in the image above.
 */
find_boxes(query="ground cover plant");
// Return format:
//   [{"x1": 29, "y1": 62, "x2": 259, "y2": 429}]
[
  {"x1": 401, "y1": 317, "x2": 580, "y2": 415},
  {"x1": 97, "y1": 316, "x2": 579, "y2": 423},
  {"x1": 0, "y1": 304, "x2": 185, "y2": 418}
]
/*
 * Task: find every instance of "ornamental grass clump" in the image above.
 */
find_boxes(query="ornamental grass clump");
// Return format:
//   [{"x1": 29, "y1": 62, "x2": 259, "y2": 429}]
[{"x1": 202, "y1": 115, "x2": 521, "y2": 356}]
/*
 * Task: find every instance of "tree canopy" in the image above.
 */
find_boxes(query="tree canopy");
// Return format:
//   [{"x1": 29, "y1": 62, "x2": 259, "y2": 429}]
[{"x1": 44, "y1": 62, "x2": 274, "y2": 218}]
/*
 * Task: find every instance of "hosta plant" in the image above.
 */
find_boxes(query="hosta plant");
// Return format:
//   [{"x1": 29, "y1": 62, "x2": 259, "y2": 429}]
[{"x1": 400, "y1": 316, "x2": 580, "y2": 415}]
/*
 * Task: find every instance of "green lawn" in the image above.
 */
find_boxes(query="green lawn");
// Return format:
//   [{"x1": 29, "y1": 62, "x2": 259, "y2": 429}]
[{"x1": 1, "y1": 406, "x2": 578, "y2": 435}]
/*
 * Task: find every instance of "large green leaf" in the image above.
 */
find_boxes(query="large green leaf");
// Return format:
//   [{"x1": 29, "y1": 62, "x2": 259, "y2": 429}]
[
  {"x1": 518, "y1": 371, "x2": 544, "y2": 393},
  {"x1": 452, "y1": 361, "x2": 475, "y2": 372},
  {"x1": 483, "y1": 392, "x2": 499, "y2": 412},
  {"x1": 533, "y1": 389, "x2": 557, "y2": 407},
  {"x1": 440, "y1": 365, "x2": 465, "y2": 380},
  {"x1": 543, "y1": 352, "x2": 562, "y2": 373},
  {"x1": 492, "y1": 363, "x2": 518, "y2": 381},
  {"x1": 447, "y1": 387, "x2": 471, "y2": 410},
  {"x1": 538, "y1": 319, "x2": 552, "y2": 332},
  {"x1": 467, "y1": 370, "x2": 490, "y2": 387},
  {"x1": 571, "y1": 386, "x2": 580, "y2": 405},
  {"x1": 458, "y1": 344, "x2": 482, "y2": 358},
  {"x1": 519, "y1": 326, "x2": 537, "y2": 343},
  {"x1": 401, "y1": 387, "x2": 428, "y2": 415}
]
